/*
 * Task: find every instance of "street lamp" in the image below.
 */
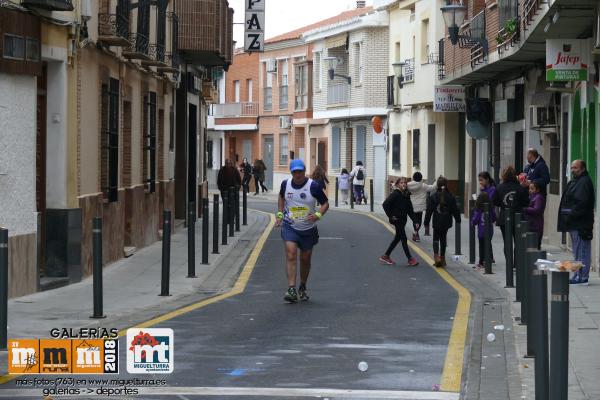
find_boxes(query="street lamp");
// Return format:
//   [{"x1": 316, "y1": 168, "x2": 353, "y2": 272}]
[
  {"x1": 440, "y1": 1, "x2": 488, "y2": 55},
  {"x1": 392, "y1": 62, "x2": 405, "y2": 89},
  {"x1": 323, "y1": 56, "x2": 351, "y2": 84}
]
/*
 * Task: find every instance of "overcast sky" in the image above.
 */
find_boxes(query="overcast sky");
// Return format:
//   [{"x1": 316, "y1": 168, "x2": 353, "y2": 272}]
[{"x1": 229, "y1": 0, "x2": 374, "y2": 48}]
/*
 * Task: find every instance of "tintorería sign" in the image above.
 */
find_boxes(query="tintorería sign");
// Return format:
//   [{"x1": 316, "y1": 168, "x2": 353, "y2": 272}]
[
  {"x1": 546, "y1": 39, "x2": 589, "y2": 81},
  {"x1": 434, "y1": 85, "x2": 466, "y2": 112},
  {"x1": 244, "y1": 0, "x2": 265, "y2": 52}
]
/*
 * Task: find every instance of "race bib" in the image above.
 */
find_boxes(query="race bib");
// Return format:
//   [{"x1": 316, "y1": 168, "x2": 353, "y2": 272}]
[{"x1": 289, "y1": 206, "x2": 309, "y2": 220}]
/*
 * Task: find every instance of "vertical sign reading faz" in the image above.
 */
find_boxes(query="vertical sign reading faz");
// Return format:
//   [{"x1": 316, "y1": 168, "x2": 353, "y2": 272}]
[{"x1": 244, "y1": 0, "x2": 265, "y2": 52}]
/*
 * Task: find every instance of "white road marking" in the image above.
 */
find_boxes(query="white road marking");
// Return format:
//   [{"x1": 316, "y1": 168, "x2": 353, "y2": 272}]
[{"x1": 0, "y1": 387, "x2": 459, "y2": 399}]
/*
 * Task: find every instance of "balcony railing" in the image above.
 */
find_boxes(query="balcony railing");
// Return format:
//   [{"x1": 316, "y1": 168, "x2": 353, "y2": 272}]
[
  {"x1": 403, "y1": 58, "x2": 414, "y2": 83},
  {"x1": 213, "y1": 102, "x2": 259, "y2": 118},
  {"x1": 98, "y1": 12, "x2": 131, "y2": 46},
  {"x1": 327, "y1": 83, "x2": 349, "y2": 105},
  {"x1": 122, "y1": 33, "x2": 149, "y2": 60},
  {"x1": 143, "y1": 44, "x2": 166, "y2": 66},
  {"x1": 279, "y1": 86, "x2": 288, "y2": 110},
  {"x1": 264, "y1": 88, "x2": 273, "y2": 111},
  {"x1": 21, "y1": 0, "x2": 73, "y2": 11}
]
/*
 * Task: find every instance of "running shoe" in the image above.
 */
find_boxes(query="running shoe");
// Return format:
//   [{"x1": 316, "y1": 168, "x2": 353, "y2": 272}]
[
  {"x1": 407, "y1": 257, "x2": 419, "y2": 266},
  {"x1": 379, "y1": 255, "x2": 395, "y2": 265},
  {"x1": 284, "y1": 287, "x2": 298, "y2": 303},
  {"x1": 298, "y1": 287, "x2": 310, "y2": 301},
  {"x1": 580, "y1": 279, "x2": 590, "y2": 286}
]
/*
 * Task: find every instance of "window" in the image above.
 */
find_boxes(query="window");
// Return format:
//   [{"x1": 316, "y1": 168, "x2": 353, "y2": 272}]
[
  {"x1": 331, "y1": 127, "x2": 341, "y2": 169},
  {"x1": 412, "y1": 129, "x2": 420, "y2": 167},
  {"x1": 387, "y1": 76, "x2": 395, "y2": 106},
  {"x1": 142, "y1": 91, "x2": 157, "y2": 193},
  {"x1": 3, "y1": 34, "x2": 25, "y2": 60},
  {"x1": 392, "y1": 134, "x2": 401, "y2": 169},
  {"x1": 207, "y1": 140, "x2": 213, "y2": 169},
  {"x1": 234, "y1": 80, "x2": 240, "y2": 102},
  {"x1": 279, "y1": 60, "x2": 288, "y2": 109},
  {"x1": 295, "y1": 63, "x2": 309, "y2": 110},
  {"x1": 100, "y1": 78, "x2": 120, "y2": 202},
  {"x1": 315, "y1": 52, "x2": 322, "y2": 90},
  {"x1": 264, "y1": 63, "x2": 272, "y2": 111},
  {"x1": 279, "y1": 134, "x2": 289, "y2": 165},
  {"x1": 356, "y1": 125, "x2": 366, "y2": 164},
  {"x1": 247, "y1": 79, "x2": 253, "y2": 101},
  {"x1": 354, "y1": 43, "x2": 363, "y2": 84},
  {"x1": 499, "y1": 0, "x2": 518, "y2": 27},
  {"x1": 280, "y1": 59, "x2": 288, "y2": 86},
  {"x1": 421, "y1": 19, "x2": 430, "y2": 64}
]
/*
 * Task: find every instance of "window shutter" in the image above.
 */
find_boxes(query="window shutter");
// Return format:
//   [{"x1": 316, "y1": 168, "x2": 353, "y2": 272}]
[
  {"x1": 387, "y1": 76, "x2": 394, "y2": 106},
  {"x1": 412, "y1": 128, "x2": 420, "y2": 167},
  {"x1": 332, "y1": 127, "x2": 341, "y2": 169}
]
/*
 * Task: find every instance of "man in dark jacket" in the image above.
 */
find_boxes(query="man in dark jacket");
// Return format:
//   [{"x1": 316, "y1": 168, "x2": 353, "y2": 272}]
[
  {"x1": 523, "y1": 149, "x2": 550, "y2": 194},
  {"x1": 217, "y1": 159, "x2": 241, "y2": 200},
  {"x1": 558, "y1": 160, "x2": 595, "y2": 285}
]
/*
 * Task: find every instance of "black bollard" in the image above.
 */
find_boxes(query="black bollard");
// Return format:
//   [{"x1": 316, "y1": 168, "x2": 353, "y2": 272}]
[
  {"x1": 455, "y1": 197, "x2": 462, "y2": 255},
  {"x1": 520, "y1": 231, "x2": 537, "y2": 325},
  {"x1": 242, "y1": 185, "x2": 248, "y2": 226},
  {"x1": 91, "y1": 217, "x2": 106, "y2": 318},
  {"x1": 202, "y1": 198, "x2": 209, "y2": 265},
  {"x1": 221, "y1": 192, "x2": 228, "y2": 245},
  {"x1": 160, "y1": 210, "x2": 172, "y2": 296},
  {"x1": 350, "y1": 182, "x2": 354, "y2": 209},
  {"x1": 504, "y1": 207, "x2": 514, "y2": 288},
  {"x1": 514, "y1": 213, "x2": 523, "y2": 302},
  {"x1": 235, "y1": 186, "x2": 240, "y2": 232},
  {"x1": 228, "y1": 187, "x2": 235, "y2": 237},
  {"x1": 483, "y1": 203, "x2": 493, "y2": 274},
  {"x1": 549, "y1": 271, "x2": 570, "y2": 400},
  {"x1": 524, "y1": 242, "x2": 539, "y2": 357},
  {"x1": 0, "y1": 227, "x2": 8, "y2": 349},
  {"x1": 335, "y1": 177, "x2": 339, "y2": 207},
  {"x1": 187, "y1": 202, "x2": 196, "y2": 278},
  {"x1": 530, "y1": 250, "x2": 549, "y2": 400},
  {"x1": 370, "y1": 180, "x2": 374, "y2": 212},
  {"x1": 213, "y1": 194, "x2": 219, "y2": 254},
  {"x1": 469, "y1": 199, "x2": 475, "y2": 264}
]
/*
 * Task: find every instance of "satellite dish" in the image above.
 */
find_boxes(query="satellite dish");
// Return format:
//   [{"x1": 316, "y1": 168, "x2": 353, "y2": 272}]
[{"x1": 466, "y1": 120, "x2": 490, "y2": 140}]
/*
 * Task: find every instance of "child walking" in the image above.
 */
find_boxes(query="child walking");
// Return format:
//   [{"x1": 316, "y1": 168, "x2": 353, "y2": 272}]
[
  {"x1": 379, "y1": 177, "x2": 419, "y2": 266},
  {"x1": 339, "y1": 168, "x2": 350, "y2": 204},
  {"x1": 524, "y1": 182, "x2": 546, "y2": 249},
  {"x1": 424, "y1": 176, "x2": 460, "y2": 267},
  {"x1": 471, "y1": 192, "x2": 496, "y2": 269}
]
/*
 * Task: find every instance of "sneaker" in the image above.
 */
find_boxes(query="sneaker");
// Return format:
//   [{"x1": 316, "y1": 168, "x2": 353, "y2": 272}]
[
  {"x1": 569, "y1": 277, "x2": 581, "y2": 285},
  {"x1": 474, "y1": 263, "x2": 484, "y2": 271},
  {"x1": 284, "y1": 287, "x2": 298, "y2": 303},
  {"x1": 580, "y1": 279, "x2": 590, "y2": 286},
  {"x1": 298, "y1": 287, "x2": 310, "y2": 301},
  {"x1": 407, "y1": 257, "x2": 419, "y2": 266},
  {"x1": 379, "y1": 255, "x2": 395, "y2": 265}
]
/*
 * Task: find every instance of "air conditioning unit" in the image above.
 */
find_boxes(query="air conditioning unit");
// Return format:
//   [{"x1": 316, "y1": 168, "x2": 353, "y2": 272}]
[
  {"x1": 279, "y1": 116, "x2": 291, "y2": 129},
  {"x1": 266, "y1": 59, "x2": 278, "y2": 73},
  {"x1": 529, "y1": 105, "x2": 557, "y2": 127}
]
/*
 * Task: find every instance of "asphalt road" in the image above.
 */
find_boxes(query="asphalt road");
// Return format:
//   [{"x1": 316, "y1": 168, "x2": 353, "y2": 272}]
[{"x1": 2, "y1": 201, "x2": 460, "y2": 399}]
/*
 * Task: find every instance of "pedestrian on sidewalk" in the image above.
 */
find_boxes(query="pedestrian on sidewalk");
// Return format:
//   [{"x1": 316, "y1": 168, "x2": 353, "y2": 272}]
[
  {"x1": 523, "y1": 148, "x2": 550, "y2": 195},
  {"x1": 478, "y1": 171, "x2": 496, "y2": 202},
  {"x1": 239, "y1": 158, "x2": 253, "y2": 192},
  {"x1": 407, "y1": 172, "x2": 437, "y2": 242},
  {"x1": 311, "y1": 165, "x2": 329, "y2": 192},
  {"x1": 524, "y1": 182, "x2": 546, "y2": 249},
  {"x1": 350, "y1": 161, "x2": 366, "y2": 204},
  {"x1": 339, "y1": 168, "x2": 350, "y2": 204},
  {"x1": 379, "y1": 177, "x2": 419, "y2": 266},
  {"x1": 253, "y1": 159, "x2": 268, "y2": 195},
  {"x1": 424, "y1": 176, "x2": 460, "y2": 268},
  {"x1": 558, "y1": 160, "x2": 595, "y2": 285},
  {"x1": 276, "y1": 159, "x2": 329, "y2": 303},
  {"x1": 471, "y1": 192, "x2": 496, "y2": 270},
  {"x1": 217, "y1": 159, "x2": 241, "y2": 200}
]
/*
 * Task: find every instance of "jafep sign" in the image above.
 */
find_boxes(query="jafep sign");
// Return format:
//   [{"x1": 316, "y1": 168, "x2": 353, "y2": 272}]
[
  {"x1": 244, "y1": 0, "x2": 265, "y2": 52},
  {"x1": 546, "y1": 39, "x2": 589, "y2": 82},
  {"x1": 434, "y1": 85, "x2": 466, "y2": 112}
]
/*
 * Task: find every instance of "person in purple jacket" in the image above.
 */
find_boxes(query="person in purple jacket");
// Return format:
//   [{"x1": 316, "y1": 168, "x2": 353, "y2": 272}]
[
  {"x1": 523, "y1": 182, "x2": 546, "y2": 249},
  {"x1": 478, "y1": 171, "x2": 496, "y2": 200},
  {"x1": 471, "y1": 192, "x2": 496, "y2": 270}
]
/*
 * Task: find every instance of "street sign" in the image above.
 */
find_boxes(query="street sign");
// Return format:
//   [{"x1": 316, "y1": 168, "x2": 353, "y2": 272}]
[
  {"x1": 244, "y1": 0, "x2": 265, "y2": 53},
  {"x1": 546, "y1": 39, "x2": 589, "y2": 82},
  {"x1": 434, "y1": 85, "x2": 466, "y2": 112}
]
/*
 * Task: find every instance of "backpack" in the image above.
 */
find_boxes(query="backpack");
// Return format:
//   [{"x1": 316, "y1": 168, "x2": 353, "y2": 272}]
[{"x1": 356, "y1": 168, "x2": 364, "y2": 181}]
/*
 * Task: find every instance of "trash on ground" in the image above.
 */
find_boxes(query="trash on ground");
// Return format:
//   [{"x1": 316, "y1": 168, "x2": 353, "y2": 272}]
[
  {"x1": 358, "y1": 361, "x2": 368, "y2": 372},
  {"x1": 494, "y1": 324, "x2": 505, "y2": 330},
  {"x1": 432, "y1": 384, "x2": 440, "y2": 392},
  {"x1": 487, "y1": 333, "x2": 496, "y2": 342}
]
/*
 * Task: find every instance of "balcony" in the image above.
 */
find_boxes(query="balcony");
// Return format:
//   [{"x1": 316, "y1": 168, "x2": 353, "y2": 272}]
[
  {"x1": 21, "y1": 0, "x2": 73, "y2": 11},
  {"x1": 98, "y1": 12, "x2": 131, "y2": 46},
  {"x1": 327, "y1": 83, "x2": 348, "y2": 106},
  {"x1": 122, "y1": 33, "x2": 149, "y2": 60},
  {"x1": 214, "y1": 102, "x2": 258, "y2": 118},
  {"x1": 157, "y1": 12, "x2": 179, "y2": 73},
  {"x1": 142, "y1": 44, "x2": 166, "y2": 66}
]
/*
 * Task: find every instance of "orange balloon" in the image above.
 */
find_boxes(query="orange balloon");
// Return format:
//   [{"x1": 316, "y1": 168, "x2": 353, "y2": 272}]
[{"x1": 372, "y1": 116, "x2": 383, "y2": 133}]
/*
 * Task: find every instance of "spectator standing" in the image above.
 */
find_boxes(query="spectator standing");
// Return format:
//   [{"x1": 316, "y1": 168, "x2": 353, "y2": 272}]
[
  {"x1": 523, "y1": 148, "x2": 550, "y2": 195},
  {"x1": 350, "y1": 161, "x2": 366, "y2": 204},
  {"x1": 239, "y1": 158, "x2": 252, "y2": 191},
  {"x1": 523, "y1": 182, "x2": 546, "y2": 249},
  {"x1": 339, "y1": 168, "x2": 350, "y2": 204},
  {"x1": 217, "y1": 159, "x2": 241, "y2": 200},
  {"x1": 478, "y1": 171, "x2": 496, "y2": 202},
  {"x1": 253, "y1": 159, "x2": 268, "y2": 195},
  {"x1": 407, "y1": 172, "x2": 437, "y2": 242},
  {"x1": 493, "y1": 165, "x2": 529, "y2": 256},
  {"x1": 311, "y1": 165, "x2": 329, "y2": 192},
  {"x1": 425, "y1": 176, "x2": 460, "y2": 268},
  {"x1": 471, "y1": 192, "x2": 496, "y2": 270},
  {"x1": 558, "y1": 160, "x2": 595, "y2": 285}
]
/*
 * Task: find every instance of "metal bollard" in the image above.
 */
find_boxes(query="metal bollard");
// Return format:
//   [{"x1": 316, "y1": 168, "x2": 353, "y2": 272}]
[
  {"x1": 530, "y1": 250, "x2": 549, "y2": 400},
  {"x1": 213, "y1": 194, "x2": 219, "y2": 254},
  {"x1": 455, "y1": 196, "x2": 462, "y2": 255},
  {"x1": 0, "y1": 228, "x2": 8, "y2": 349},
  {"x1": 235, "y1": 186, "x2": 240, "y2": 232},
  {"x1": 202, "y1": 198, "x2": 209, "y2": 265},
  {"x1": 242, "y1": 185, "x2": 248, "y2": 226},
  {"x1": 514, "y1": 213, "x2": 523, "y2": 302},
  {"x1": 91, "y1": 217, "x2": 106, "y2": 318},
  {"x1": 469, "y1": 199, "x2": 476, "y2": 264},
  {"x1": 335, "y1": 177, "x2": 339, "y2": 207},
  {"x1": 549, "y1": 270, "x2": 570, "y2": 400},
  {"x1": 221, "y1": 193, "x2": 228, "y2": 245},
  {"x1": 160, "y1": 210, "x2": 172, "y2": 296},
  {"x1": 524, "y1": 242, "x2": 539, "y2": 357},
  {"x1": 520, "y1": 231, "x2": 537, "y2": 325},
  {"x1": 483, "y1": 203, "x2": 493, "y2": 274},
  {"x1": 228, "y1": 187, "x2": 235, "y2": 237},
  {"x1": 504, "y1": 208, "x2": 514, "y2": 288},
  {"x1": 370, "y1": 180, "x2": 374, "y2": 212},
  {"x1": 350, "y1": 182, "x2": 354, "y2": 209},
  {"x1": 187, "y1": 202, "x2": 196, "y2": 278}
]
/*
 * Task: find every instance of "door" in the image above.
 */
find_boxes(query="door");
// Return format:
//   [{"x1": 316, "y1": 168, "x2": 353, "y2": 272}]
[
  {"x1": 427, "y1": 124, "x2": 436, "y2": 180},
  {"x1": 345, "y1": 127, "x2": 353, "y2": 169},
  {"x1": 228, "y1": 136, "x2": 237, "y2": 164},
  {"x1": 262, "y1": 135, "x2": 274, "y2": 189},
  {"x1": 36, "y1": 62, "x2": 47, "y2": 275},
  {"x1": 318, "y1": 140, "x2": 327, "y2": 172}
]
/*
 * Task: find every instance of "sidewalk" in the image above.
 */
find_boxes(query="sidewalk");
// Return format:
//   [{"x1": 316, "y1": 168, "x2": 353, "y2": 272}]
[
  {"x1": 330, "y1": 199, "x2": 600, "y2": 400},
  {"x1": 0, "y1": 206, "x2": 270, "y2": 376}
]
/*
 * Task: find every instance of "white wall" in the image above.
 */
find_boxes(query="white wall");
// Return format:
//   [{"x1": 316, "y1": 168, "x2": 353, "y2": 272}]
[{"x1": 0, "y1": 73, "x2": 37, "y2": 236}]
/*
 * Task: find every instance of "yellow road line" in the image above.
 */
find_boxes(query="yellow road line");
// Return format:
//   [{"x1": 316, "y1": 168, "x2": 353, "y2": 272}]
[{"x1": 0, "y1": 213, "x2": 275, "y2": 385}]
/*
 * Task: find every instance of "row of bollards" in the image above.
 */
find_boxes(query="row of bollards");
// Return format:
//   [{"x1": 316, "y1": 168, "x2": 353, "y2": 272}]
[{"x1": 333, "y1": 178, "x2": 374, "y2": 212}]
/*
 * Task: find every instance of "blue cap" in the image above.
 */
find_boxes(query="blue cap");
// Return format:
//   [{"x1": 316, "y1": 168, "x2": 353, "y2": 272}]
[{"x1": 289, "y1": 159, "x2": 306, "y2": 172}]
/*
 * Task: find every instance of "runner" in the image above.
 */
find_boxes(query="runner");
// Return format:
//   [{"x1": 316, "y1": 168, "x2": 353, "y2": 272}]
[{"x1": 276, "y1": 159, "x2": 329, "y2": 303}]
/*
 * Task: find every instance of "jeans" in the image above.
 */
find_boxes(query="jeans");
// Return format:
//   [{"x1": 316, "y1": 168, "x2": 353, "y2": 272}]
[
  {"x1": 353, "y1": 185, "x2": 365, "y2": 204},
  {"x1": 570, "y1": 230, "x2": 591, "y2": 281},
  {"x1": 433, "y1": 228, "x2": 449, "y2": 257}
]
